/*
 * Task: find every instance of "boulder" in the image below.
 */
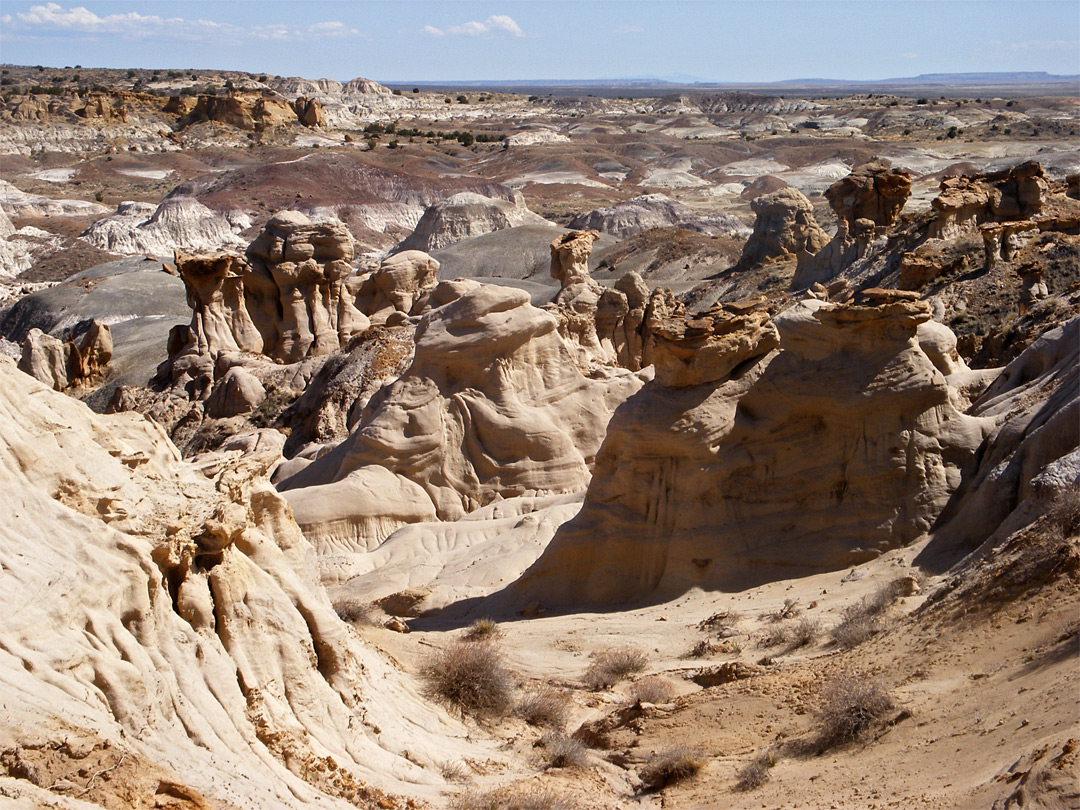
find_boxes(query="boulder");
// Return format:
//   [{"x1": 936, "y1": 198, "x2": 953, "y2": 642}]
[
  {"x1": 357, "y1": 250, "x2": 440, "y2": 325},
  {"x1": 205, "y1": 366, "x2": 266, "y2": 418}
]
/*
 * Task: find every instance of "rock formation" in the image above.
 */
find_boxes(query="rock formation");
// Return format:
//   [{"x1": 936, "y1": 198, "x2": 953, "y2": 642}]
[
  {"x1": 791, "y1": 161, "x2": 912, "y2": 288},
  {"x1": 0, "y1": 355, "x2": 485, "y2": 808},
  {"x1": 17, "y1": 320, "x2": 112, "y2": 390},
  {"x1": 568, "y1": 193, "x2": 748, "y2": 239},
  {"x1": 823, "y1": 160, "x2": 911, "y2": 229},
  {"x1": 80, "y1": 197, "x2": 246, "y2": 257},
  {"x1": 279, "y1": 281, "x2": 645, "y2": 552},
  {"x1": 930, "y1": 161, "x2": 1049, "y2": 240},
  {"x1": 511, "y1": 293, "x2": 990, "y2": 604},
  {"x1": 735, "y1": 188, "x2": 828, "y2": 269},
  {"x1": 165, "y1": 92, "x2": 298, "y2": 131},
  {"x1": 355, "y1": 250, "x2": 440, "y2": 325},
  {"x1": 547, "y1": 230, "x2": 608, "y2": 364},
  {"x1": 396, "y1": 192, "x2": 551, "y2": 253},
  {"x1": 293, "y1": 96, "x2": 326, "y2": 127}
]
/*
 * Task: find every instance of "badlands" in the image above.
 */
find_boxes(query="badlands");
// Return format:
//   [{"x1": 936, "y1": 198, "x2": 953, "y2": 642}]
[{"x1": 0, "y1": 65, "x2": 1078, "y2": 810}]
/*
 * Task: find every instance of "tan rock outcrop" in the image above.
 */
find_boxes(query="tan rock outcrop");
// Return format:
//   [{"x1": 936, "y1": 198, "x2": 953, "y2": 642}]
[
  {"x1": 293, "y1": 96, "x2": 325, "y2": 128},
  {"x1": 279, "y1": 281, "x2": 644, "y2": 552},
  {"x1": 356, "y1": 250, "x2": 440, "y2": 325},
  {"x1": 735, "y1": 188, "x2": 828, "y2": 270},
  {"x1": 930, "y1": 161, "x2": 1049, "y2": 240},
  {"x1": 18, "y1": 320, "x2": 112, "y2": 391},
  {"x1": 168, "y1": 92, "x2": 300, "y2": 131},
  {"x1": 823, "y1": 160, "x2": 911, "y2": 229},
  {"x1": 548, "y1": 230, "x2": 607, "y2": 364},
  {"x1": 512, "y1": 296, "x2": 989, "y2": 604}
]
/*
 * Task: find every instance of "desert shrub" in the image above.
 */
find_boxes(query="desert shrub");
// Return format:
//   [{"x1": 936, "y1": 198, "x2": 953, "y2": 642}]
[
  {"x1": 816, "y1": 672, "x2": 893, "y2": 749},
  {"x1": 421, "y1": 641, "x2": 514, "y2": 717},
  {"x1": 450, "y1": 787, "x2": 576, "y2": 810},
  {"x1": 639, "y1": 745, "x2": 704, "y2": 790},
  {"x1": 438, "y1": 759, "x2": 470, "y2": 782},
  {"x1": 831, "y1": 578, "x2": 911, "y2": 649},
  {"x1": 735, "y1": 749, "x2": 776, "y2": 791},
  {"x1": 334, "y1": 598, "x2": 377, "y2": 625},
  {"x1": 516, "y1": 685, "x2": 570, "y2": 728},
  {"x1": 698, "y1": 608, "x2": 741, "y2": 631},
  {"x1": 583, "y1": 647, "x2": 648, "y2": 690},
  {"x1": 787, "y1": 617, "x2": 821, "y2": 648},
  {"x1": 463, "y1": 617, "x2": 500, "y2": 641},
  {"x1": 1047, "y1": 487, "x2": 1080, "y2": 539},
  {"x1": 766, "y1": 598, "x2": 801, "y2": 622},
  {"x1": 629, "y1": 675, "x2": 676, "y2": 705},
  {"x1": 538, "y1": 730, "x2": 588, "y2": 769}
]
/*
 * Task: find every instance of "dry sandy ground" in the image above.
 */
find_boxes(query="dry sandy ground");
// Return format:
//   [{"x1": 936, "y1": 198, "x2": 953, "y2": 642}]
[{"x1": 352, "y1": 523, "x2": 1079, "y2": 810}]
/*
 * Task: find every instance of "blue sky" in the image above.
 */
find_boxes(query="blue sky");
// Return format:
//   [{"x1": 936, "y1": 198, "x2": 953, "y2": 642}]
[{"x1": 0, "y1": 1, "x2": 1077, "y2": 83}]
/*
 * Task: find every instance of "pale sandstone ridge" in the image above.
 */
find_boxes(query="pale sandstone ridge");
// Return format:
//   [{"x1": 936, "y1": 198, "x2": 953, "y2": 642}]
[
  {"x1": 279, "y1": 280, "x2": 645, "y2": 552},
  {"x1": 396, "y1": 192, "x2": 551, "y2": 253},
  {"x1": 511, "y1": 292, "x2": 991, "y2": 604},
  {"x1": 0, "y1": 355, "x2": 488, "y2": 809},
  {"x1": 17, "y1": 319, "x2": 112, "y2": 391}
]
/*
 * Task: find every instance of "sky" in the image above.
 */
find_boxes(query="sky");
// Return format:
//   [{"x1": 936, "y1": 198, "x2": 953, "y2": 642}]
[{"x1": 0, "y1": 1, "x2": 1077, "y2": 84}]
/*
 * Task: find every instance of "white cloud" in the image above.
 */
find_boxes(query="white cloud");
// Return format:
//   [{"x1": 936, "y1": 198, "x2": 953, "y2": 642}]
[
  {"x1": 6, "y1": 3, "x2": 363, "y2": 41},
  {"x1": 900, "y1": 52, "x2": 918, "y2": 60},
  {"x1": 423, "y1": 14, "x2": 525, "y2": 38}
]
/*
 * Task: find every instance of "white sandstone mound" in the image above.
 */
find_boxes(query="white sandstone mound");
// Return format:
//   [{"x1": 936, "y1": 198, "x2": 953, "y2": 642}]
[
  {"x1": 0, "y1": 356, "x2": 489, "y2": 808},
  {"x1": 568, "y1": 192, "x2": 748, "y2": 239},
  {"x1": 279, "y1": 280, "x2": 645, "y2": 553},
  {"x1": 80, "y1": 197, "x2": 246, "y2": 256},
  {"x1": 0, "y1": 179, "x2": 110, "y2": 218},
  {"x1": 396, "y1": 192, "x2": 552, "y2": 253}
]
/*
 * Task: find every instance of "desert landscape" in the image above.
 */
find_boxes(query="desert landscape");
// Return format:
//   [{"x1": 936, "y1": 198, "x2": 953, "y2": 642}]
[{"x1": 0, "y1": 4, "x2": 1078, "y2": 809}]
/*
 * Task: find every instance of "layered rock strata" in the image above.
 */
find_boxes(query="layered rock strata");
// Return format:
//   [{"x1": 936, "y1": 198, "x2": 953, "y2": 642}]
[
  {"x1": 512, "y1": 293, "x2": 990, "y2": 604},
  {"x1": 279, "y1": 280, "x2": 645, "y2": 552}
]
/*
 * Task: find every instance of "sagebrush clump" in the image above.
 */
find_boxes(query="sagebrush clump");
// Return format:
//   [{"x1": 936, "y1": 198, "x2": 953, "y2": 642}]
[
  {"x1": 629, "y1": 675, "x2": 676, "y2": 705},
  {"x1": 421, "y1": 640, "x2": 514, "y2": 717},
  {"x1": 639, "y1": 745, "x2": 704, "y2": 790},
  {"x1": 515, "y1": 685, "x2": 570, "y2": 729},
  {"x1": 583, "y1": 647, "x2": 648, "y2": 690},
  {"x1": 816, "y1": 671, "x2": 894, "y2": 749}
]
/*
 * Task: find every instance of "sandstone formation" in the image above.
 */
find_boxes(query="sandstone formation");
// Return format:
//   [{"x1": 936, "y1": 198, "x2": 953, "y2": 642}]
[
  {"x1": 511, "y1": 294, "x2": 990, "y2": 604},
  {"x1": 279, "y1": 281, "x2": 645, "y2": 552},
  {"x1": 735, "y1": 188, "x2": 828, "y2": 269},
  {"x1": 355, "y1": 249, "x2": 440, "y2": 325},
  {"x1": 17, "y1": 319, "x2": 112, "y2": 390},
  {"x1": 396, "y1": 192, "x2": 551, "y2": 253},
  {"x1": 930, "y1": 160, "x2": 1049, "y2": 240},
  {"x1": 791, "y1": 161, "x2": 912, "y2": 289},
  {"x1": 165, "y1": 91, "x2": 297, "y2": 131},
  {"x1": 568, "y1": 193, "x2": 748, "y2": 239},
  {"x1": 80, "y1": 197, "x2": 246, "y2": 257},
  {"x1": 293, "y1": 96, "x2": 326, "y2": 127},
  {"x1": 0, "y1": 355, "x2": 485, "y2": 808},
  {"x1": 823, "y1": 160, "x2": 912, "y2": 228}
]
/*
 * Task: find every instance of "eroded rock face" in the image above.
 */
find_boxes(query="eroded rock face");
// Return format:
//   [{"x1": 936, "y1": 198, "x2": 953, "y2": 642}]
[
  {"x1": 930, "y1": 161, "x2": 1049, "y2": 240},
  {"x1": 18, "y1": 320, "x2": 112, "y2": 391},
  {"x1": 166, "y1": 92, "x2": 297, "y2": 131},
  {"x1": 823, "y1": 160, "x2": 911, "y2": 229},
  {"x1": 512, "y1": 296, "x2": 989, "y2": 604},
  {"x1": 396, "y1": 192, "x2": 550, "y2": 253},
  {"x1": 279, "y1": 281, "x2": 644, "y2": 552},
  {"x1": 80, "y1": 197, "x2": 246, "y2": 257},
  {"x1": 0, "y1": 355, "x2": 480, "y2": 808},
  {"x1": 736, "y1": 188, "x2": 828, "y2": 269},
  {"x1": 568, "y1": 193, "x2": 748, "y2": 239},
  {"x1": 245, "y1": 210, "x2": 366, "y2": 361},
  {"x1": 356, "y1": 250, "x2": 439, "y2": 325}
]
